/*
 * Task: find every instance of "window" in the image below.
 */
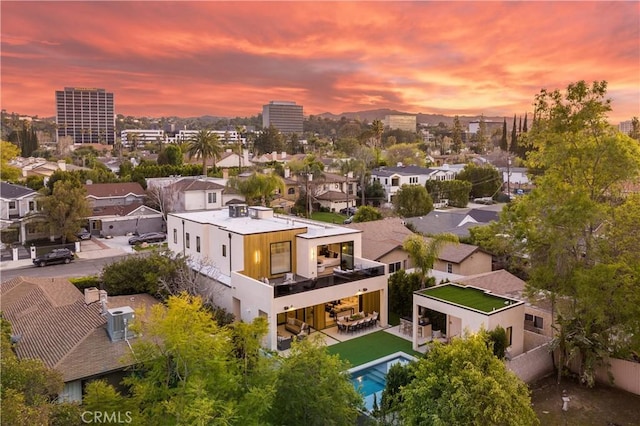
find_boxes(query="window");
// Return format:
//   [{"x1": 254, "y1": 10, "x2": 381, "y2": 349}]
[
  {"x1": 207, "y1": 192, "x2": 216, "y2": 204},
  {"x1": 447, "y1": 263, "x2": 453, "y2": 273},
  {"x1": 288, "y1": 188, "x2": 295, "y2": 195},
  {"x1": 222, "y1": 244, "x2": 227, "y2": 257},
  {"x1": 270, "y1": 241, "x2": 291, "y2": 275},
  {"x1": 173, "y1": 229, "x2": 177, "y2": 244},
  {"x1": 525, "y1": 313, "x2": 533, "y2": 321},
  {"x1": 391, "y1": 178, "x2": 399, "y2": 186},
  {"x1": 409, "y1": 177, "x2": 418, "y2": 184},
  {"x1": 196, "y1": 236, "x2": 201, "y2": 253},
  {"x1": 534, "y1": 316, "x2": 544, "y2": 329},
  {"x1": 389, "y1": 261, "x2": 402, "y2": 273},
  {"x1": 506, "y1": 326, "x2": 513, "y2": 346},
  {"x1": 28, "y1": 201, "x2": 35, "y2": 211},
  {"x1": 8, "y1": 201, "x2": 16, "y2": 209},
  {"x1": 186, "y1": 233, "x2": 190, "y2": 249}
]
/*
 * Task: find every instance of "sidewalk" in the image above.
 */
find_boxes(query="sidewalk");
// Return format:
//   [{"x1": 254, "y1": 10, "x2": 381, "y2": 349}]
[{"x1": 0, "y1": 237, "x2": 134, "y2": 272}]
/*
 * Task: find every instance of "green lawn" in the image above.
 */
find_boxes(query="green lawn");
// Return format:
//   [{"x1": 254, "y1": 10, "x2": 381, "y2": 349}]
[
  {"x1": 327, "y1": 330, "x2": 422, "y2": 367},
  {"x1": 418, "y1": 284, "x2": 514, "y2": 313},
  {"x1": 311, "y1": 211, "x2": 348, "y2": 224}
]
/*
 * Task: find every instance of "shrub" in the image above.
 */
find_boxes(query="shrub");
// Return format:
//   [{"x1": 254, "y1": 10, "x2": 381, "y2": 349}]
[
  {"x1": 101, "y1": 251, "x2": 182, "y2": 296},
  {"x1": 69, "y1": 276, "x2": 102, "y2": 291}
]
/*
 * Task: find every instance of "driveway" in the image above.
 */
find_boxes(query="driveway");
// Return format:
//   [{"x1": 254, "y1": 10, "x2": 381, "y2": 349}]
[{"x1": 94, "y1": 236, "x2": 136, "y2": 254}]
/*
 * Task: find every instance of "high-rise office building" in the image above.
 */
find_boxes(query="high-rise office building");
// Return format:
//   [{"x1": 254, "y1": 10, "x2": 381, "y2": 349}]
[
  {"x1": 262, "y1": 101, "x2": 303, "y2": 134},
  {"x1": 56, "y1": 87, "x2": 115, "y2": 145}
]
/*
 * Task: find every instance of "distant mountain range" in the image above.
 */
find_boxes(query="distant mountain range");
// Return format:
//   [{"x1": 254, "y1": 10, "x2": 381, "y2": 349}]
[{"x1": 317, "y1": 108, "x2": 508, "y2": 125}]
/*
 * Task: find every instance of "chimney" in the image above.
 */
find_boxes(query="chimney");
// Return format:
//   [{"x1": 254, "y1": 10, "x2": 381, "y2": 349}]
[
  {"x1": 222, "y1": 168, "x2": 229, "y2": 179},
  {"x1": 99, "y1": 290, "x2": 108, "y2": 315},
  {"x1": 243, "y1": 148, "x2": 249, "y2": 166},
  {"x1": 347, "y1": 171, "x2": 353, "y2": 179},
  {"x1": 57, "y1": 159, "x2": 66, "y2": 171},
  {"x1": 271, "y1": 151, "x2": 277, "y2": 161},
  {"x1": 284, "y1": 168, "x2": 290, "y2": 178},
  {"x1": 84, "y1": 287, "x2": 100, "y2": 305},
  {"x1": 281, "y1": 151, "x2": 287, "y2": 159}
]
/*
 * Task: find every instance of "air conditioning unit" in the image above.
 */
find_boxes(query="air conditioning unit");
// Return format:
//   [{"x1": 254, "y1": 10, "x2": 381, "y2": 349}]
[{"x1": 106, "y1": 306, "x2": 135, "y2": 342}]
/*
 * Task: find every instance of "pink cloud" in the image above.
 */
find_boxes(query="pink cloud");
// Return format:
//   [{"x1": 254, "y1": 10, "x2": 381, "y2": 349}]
[{"x1": 1, "y1": 1, "x2": 638, "y2": 122}]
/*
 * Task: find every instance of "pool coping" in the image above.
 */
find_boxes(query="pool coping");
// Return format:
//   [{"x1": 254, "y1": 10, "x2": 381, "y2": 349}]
[{"x1": 347, "y1": 351, "x2": 417, "y2": 375}]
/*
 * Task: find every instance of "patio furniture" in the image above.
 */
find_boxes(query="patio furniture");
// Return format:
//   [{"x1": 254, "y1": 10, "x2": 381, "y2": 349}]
[
  {"x1": 277, "y1": 335, "x2": 292, "y2": 350},
  {"x1": 285, "y1": 318, "x2": 308, "y2": 336}
]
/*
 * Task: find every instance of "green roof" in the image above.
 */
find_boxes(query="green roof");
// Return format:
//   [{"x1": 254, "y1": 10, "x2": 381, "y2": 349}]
[{"x1": 418, "y1": 284, "x2": 517, "y2": 313}]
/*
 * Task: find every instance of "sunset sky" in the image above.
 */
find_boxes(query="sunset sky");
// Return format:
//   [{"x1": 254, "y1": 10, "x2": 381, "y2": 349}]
[{"x1": 1, "y1": 1, "x2": 638, "y2": 123}]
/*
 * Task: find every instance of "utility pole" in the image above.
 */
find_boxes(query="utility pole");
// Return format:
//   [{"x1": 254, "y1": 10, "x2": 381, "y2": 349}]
[{"x1": 507, "y1": 155, "x2": 511, "y2": 198}]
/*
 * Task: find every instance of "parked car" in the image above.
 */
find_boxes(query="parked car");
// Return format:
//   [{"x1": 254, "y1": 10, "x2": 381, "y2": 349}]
[
  {"x1": 76, "y1": 228, "x2": 91, "y2": 240},
  {"x1": 339, "y1": 206, "x2": 358, "y2": 215},
  {"x1": 128, "y1": 232, "x2": 167, "y2": 245},
  {"x1": 33, "y1": 248, "x2": 74, "y2": 267}
]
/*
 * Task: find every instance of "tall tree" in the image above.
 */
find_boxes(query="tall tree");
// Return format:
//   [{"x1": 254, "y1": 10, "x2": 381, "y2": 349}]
[
  {"x1": 393, "y1": 184, "x2": 433, "y2": 218},
  {"x1": 352, "y1": 205, "x2": 382, "y2": 222},
  {"x1": 371, "y1": 119, "x2": 384, "y2": 149},
  {"x1": 385, "y1": 143, "x2": 425, "y2": 167},
  {"x1": 456, "y1": 163, "x2": 502, "y2": 198},
  {"x1": 523, "y1": 113, "x2": 528, "y2": 133},
  {"x1": 269, "y1": 336, "x2": 363, "y2": 426},
  {"x1": 451, "y1": 115, "x2": 463, "y2": 154},
  {"x1": 226, "y1": 172, "x2": 285, "y2": 206},
  {"x1": 402, "y1": 233, "x2": 458, "y2": 285},
  {"x1": 629, "y1": 116, "x2": 640, "y2": 140},
  {"x1": 401, "y1": 331, "x2": 539, "y2": 426},
  {"x1": 514, "y1": 80, "x2": 640, "y2": 385},
  {"x1": 254, "y1": 124, "x2": 285, "y2": 155},
  {"x1": 187, "y1": 129, "x2": 222, "y2": 175},
  {"x1": 476, "y1": 114, "x2": 488, "y2": 153},
  {"x1": 500, "y1": 117, "x2": 508, "y2": 151},
  {"x1": 40, "y1": 180, "x2": 92, "y2": 243},
  {"x1": 510, "y1": 114, "x2": 518, "y2": 155},
  {"x1": 1, "y1": 140, "x2": 21, "y2": 180}
]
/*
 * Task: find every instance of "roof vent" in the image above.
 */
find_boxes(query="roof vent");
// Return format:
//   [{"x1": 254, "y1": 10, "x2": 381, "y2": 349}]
[{"x1": 106, "y1": 306, "x2": 135, "y2": 342}]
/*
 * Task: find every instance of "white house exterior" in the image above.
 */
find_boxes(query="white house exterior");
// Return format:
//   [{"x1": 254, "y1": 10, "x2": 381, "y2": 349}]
[
  {"x1": 0, "y1": 182, "x2": 42, "y2": 242},
  {"x1": 371, "y1": 166, "x2": 456, "y2": 202},
  {"x1": 166, "y1": 205, "x2": 389, "y2": 351},
  {"x1": 171, "y1": 130, "x2": 245, "y2": 146},
  {"x1": 412, "y1": 283, "x2": 525, "y2": 356}
]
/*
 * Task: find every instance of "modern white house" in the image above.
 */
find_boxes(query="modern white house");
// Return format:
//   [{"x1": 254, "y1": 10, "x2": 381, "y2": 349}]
[
  {"x1": 171, "y1": 130, "x2": 245, "y2": 146},
  {"x1": 371, "y1": 166, "x2": 456, "y2": 202},
  {"x1": 166, "y1": 205, "x2": 389, "y2": 351}
]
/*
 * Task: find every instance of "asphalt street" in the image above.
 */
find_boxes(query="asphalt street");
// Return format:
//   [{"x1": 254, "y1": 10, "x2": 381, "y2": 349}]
[{"x1": 0, "y1": 254, "x2": 131, "y2": 282}]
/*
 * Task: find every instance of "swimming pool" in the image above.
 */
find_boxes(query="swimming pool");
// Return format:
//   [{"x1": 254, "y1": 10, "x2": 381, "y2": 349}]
[{"x1": 348, "y1": 352, "x2": 417, "y2": 411}]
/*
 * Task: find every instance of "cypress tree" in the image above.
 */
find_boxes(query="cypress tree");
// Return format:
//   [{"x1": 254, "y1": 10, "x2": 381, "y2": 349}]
[
  {"x1": 510, "y1": 114, "x2": 518, "y2": 155},
  {"x1": 500, "y1": 118, "x2": 508, "y2": 151},
  {"x1": 523, "y1": 113, "x2": 528, "y2": 133},
  {"x1": 518, "y1": 116, "x2": 522, "y2": 133}
]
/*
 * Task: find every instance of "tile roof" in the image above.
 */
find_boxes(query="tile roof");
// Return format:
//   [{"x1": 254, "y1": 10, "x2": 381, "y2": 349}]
[
  {"x1": 405, "y1": 209, "x2": 497, "y2": 237},
  {"x1": 316, "y1": 190, "x2": 347, "y2": 201},
  {"x1": 168, "y1": 178, "x2": 225, "y2": 192},
  {"x1": 0, "y1": 182, "x2": 36, "y2": 199},
  {"x1": 89, "y1": 203, "x2": 161, "y2": 218},
  {"x1": 371, "y1": 166, "x2": 436, "y2": 177},
  {"x1": 343, "y1": 217, "x2": 414, "y2": 260},
  {"x1": 453, "y1": 269, "x2": 526, "y2": 299},
  {"x1": 436, "y1": 242, "x2": 481, "y2": 263},
  {"x1": 0, "y1": 277, "x2": 160, "y2": 382},
  {"x1": 84, "y1": 182, "x2": 146, "y2": 198}
]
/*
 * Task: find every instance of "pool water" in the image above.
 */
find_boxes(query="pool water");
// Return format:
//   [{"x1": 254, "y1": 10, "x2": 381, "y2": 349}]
[{"x1": 349, "y1": 352, "x2": 416, "y2": 411}]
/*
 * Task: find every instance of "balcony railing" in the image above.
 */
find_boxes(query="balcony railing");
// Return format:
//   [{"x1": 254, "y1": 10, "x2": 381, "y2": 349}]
[{"x1": 272, "y1": 265, "x2": 385, "y2": 298}]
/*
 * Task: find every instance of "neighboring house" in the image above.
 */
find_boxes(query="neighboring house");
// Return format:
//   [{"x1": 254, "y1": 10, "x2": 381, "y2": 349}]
[
  {"x1": 84, "y1": 182, "x2": 163, "y2": 236},
  {"x1": 0, "y1": 277, "x2": 160, "y2": 402},
  {"x1": 405, "y1": 207, "x2": 500, "y2": 238},
  {"x1": 371, "y1": 165, "x2": 456, "y2": 202},
  {"x1": 0, "y1": 182, "x2": 44, "y2": 243},
  {"x1": 147, "y1": 176, "x2": 245, "y2": 214},
  {"x1": 311, "y1": 171, "x2": 357, "y2": 212},
  {"x1": 270, "y1": 174, "x2": 301, "y2": 213},
  {"x1": 434, "y1": 242, "x2": 492, "y2": 275},
  {"x1": 344, "y1": 217, "x2": 491, "y2": 276},
  {"x1": 166, "y1": 205, "x2": 389, "y2": 351},
  {"x1": 343, "y1": 217, "x2": 414, "y2": 274},
  {"x1": 250, "y1": 151, "x2": 291, "y2": 165},
  {"x1": 10, "y1": 157, "x2": 89, "y2": 178},
  {"x1": 214, "y1": 149, "x2": 250, "y2": 169}
]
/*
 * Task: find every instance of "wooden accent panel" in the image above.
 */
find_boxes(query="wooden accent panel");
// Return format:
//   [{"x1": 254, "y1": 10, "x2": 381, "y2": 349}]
[
  {"x1": 242, "y1": 229, "x2": 305, "y2": 279},
  {"x1": 362, "y1": 290, "x2": 380, "y2": 314}
]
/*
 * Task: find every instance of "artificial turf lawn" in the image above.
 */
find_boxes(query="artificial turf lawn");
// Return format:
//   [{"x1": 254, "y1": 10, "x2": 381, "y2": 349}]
[
  {"x1": 327, "y1": 330, "x2": 422, "y2": 368},
  {"x1": 311, "y1": 211, "x2": 348, "y2": 224},
  {"x1": 418, "y1": 284, "x2": 513, "y2": 313}
]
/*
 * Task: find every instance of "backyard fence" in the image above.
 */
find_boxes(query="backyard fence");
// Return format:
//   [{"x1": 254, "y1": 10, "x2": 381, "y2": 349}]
[
  {"x1": 567, "y1": 356, "x2": 640, "y2": 395},
  {"x1": 506, "y1": 342, "x2": 554, "y2": 383}
]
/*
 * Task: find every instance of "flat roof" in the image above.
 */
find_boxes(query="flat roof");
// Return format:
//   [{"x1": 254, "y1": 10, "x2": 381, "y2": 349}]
[
  {"x1": 417, "y1": 284, "x2": 520, "y2": 313},
  {"x1": 169, "y1": 208, "x2": 359, "y2": 238}
]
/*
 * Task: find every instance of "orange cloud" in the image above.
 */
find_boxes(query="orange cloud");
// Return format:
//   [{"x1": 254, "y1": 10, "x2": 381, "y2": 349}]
[{"x1": 1, "y1": 1, "x2": 638, "y2": 122}]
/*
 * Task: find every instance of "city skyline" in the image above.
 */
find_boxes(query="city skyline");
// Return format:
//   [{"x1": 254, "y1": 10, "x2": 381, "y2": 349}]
[{"x1": 1, "y1": 1, "x2": 638, "y2": 122}]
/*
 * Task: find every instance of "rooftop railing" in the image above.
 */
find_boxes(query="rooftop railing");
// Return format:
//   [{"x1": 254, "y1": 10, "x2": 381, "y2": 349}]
[{"x1": 271, "y1": 265, "x2": 385, "y2": 298}]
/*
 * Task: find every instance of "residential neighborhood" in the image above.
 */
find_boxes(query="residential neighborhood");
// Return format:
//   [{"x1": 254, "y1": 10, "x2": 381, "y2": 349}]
[{"x1": 1, "y1": 2, "x2": 639, "y2": 423}]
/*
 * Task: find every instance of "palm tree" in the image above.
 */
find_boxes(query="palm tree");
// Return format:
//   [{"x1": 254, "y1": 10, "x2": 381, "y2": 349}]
[
  {"x1": 227, "y1": 172, "x2": 285, "y2": 206},
  {"x1": 371, "y1": 119, "x2": 384, "y2": 149},
  {"x1": 402, "y1": 233, "x2": 459, "y2": 286},
  {"x1": 186, "y1": 130, "x2": 222, "y2": 175}
]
